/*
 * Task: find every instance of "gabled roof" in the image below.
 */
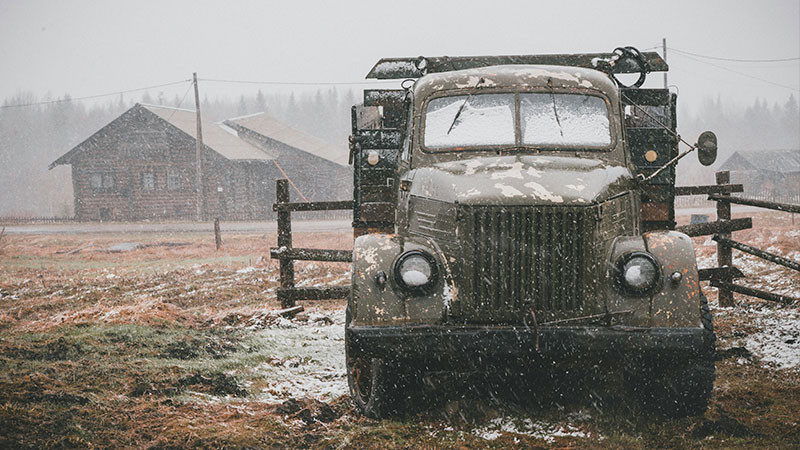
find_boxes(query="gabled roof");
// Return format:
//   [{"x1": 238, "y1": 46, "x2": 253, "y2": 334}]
[
  {"x1": 51, "y1": 103, "x2": 273, "y2": 168},
  {"x1": 142, "y1": 104, "x2": 274, "y2": 161},
  {"x1": 719, "y1": 149, "x2": 800, "y2": 174},
  {"x1": 226, "y1": 112, "x2": 347, "y2": 166}
]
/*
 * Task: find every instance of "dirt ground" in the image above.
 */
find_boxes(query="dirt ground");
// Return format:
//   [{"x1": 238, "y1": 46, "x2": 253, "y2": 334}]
[{"x1": 0, "y1": 212, "x2": 798, "y2": 448}]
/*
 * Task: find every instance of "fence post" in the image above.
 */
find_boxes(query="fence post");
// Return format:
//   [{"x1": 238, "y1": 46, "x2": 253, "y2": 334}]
[
  {"x1": 214, "y1": 218, "x2": 222, "y2": 250},
  {"x1": 276, "y1": 179, "x2": 295, "y2": 308},
  {"x1": 716, "y1": 171, "x2": 734, "y2": 307}
]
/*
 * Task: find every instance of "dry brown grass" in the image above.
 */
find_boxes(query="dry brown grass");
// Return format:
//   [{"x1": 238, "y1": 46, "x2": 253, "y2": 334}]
[{"x1": 1, "y1": 218, "x2": 798, "y2": 448}]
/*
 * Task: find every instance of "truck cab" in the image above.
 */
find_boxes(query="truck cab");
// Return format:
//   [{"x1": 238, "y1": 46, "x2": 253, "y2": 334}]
[{"x1": 346, "y1": 49, "x2": 716, "y2": 418}]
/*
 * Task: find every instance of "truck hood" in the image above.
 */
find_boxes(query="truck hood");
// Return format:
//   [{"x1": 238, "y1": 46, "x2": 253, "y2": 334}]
[{"x1": 408, "y1": 155, "x2": 633, "y2": 205}]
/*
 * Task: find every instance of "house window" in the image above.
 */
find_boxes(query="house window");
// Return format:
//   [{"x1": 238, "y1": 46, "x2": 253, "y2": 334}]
[
  {"x1": 102, "y1": 173, "x2": 116, "y2": 189},
  {"x1": 167, "y1": 168, "x2": 182, "y2": 191},
  {"x1": 142, "y1": 172, "x2": 155, "y2": 191},
  {"x1": 90, "y1": 172, "x2": 116, "y2": 190}
]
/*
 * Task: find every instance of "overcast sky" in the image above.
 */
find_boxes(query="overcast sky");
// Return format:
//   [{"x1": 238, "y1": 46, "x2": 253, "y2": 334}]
[{"x1": 1, "y1": 0, "x2": 798, "y2": 111}]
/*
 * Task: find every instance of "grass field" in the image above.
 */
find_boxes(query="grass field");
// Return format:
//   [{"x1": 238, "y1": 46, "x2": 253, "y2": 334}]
[{"x1": 0, "y1": 213, "x2": 798, "y2": 448}]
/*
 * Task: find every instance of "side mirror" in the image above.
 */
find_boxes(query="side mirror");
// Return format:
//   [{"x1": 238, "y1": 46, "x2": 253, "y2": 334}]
[{"x1": 696, "y1": 131, "x2": 717, "y2": 166}]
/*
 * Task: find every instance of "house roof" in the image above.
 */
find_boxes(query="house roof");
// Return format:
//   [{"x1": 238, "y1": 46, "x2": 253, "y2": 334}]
[
  {"x1": 226, "y1": 112, "x2": 347, "y2": 166},
  {"x1": 50, "y1": 104, "x2": 273, "y2": 168},
  {"x1": 719, "y1": 149, "x2": 800, "y2": 174},
  {"x1": 143, "y1": 104, "x2": 274, "y2": 161}
]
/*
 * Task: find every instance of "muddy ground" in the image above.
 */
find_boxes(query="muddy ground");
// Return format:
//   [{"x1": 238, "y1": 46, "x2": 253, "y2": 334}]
[{"x1": 0, "y1": 212, "x2": 798, "y2": 448}]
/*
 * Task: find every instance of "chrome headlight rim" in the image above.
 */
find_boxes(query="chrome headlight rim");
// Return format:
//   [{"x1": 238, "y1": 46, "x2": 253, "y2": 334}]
[
  {"x1": 614, "y1": 251, "x2": 662, "y2": 297},
  {"x1": 393, "y1": 250, "x2": 439, "y2": 296}
]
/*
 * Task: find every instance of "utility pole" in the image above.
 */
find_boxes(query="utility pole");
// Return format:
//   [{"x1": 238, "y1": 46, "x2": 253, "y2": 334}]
[
  {"x1": 663, "y1": 38, "x2": 668, "y2": 89},
  {"x1": 193, "y1": 73, "x2": 204, "y2": 221}
]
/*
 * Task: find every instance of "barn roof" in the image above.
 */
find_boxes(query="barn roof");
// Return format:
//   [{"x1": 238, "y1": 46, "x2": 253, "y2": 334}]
[
  {"x1": 226, "y1": 112, "x2": 347, "y2": 166},
  {"x1": 50, "y1": 104, "x2": 273, "y2": 168},
  {"x1": 719, "y1": 149, "x2": 800, "y2": 174},
  {"x1": 142, "y1": 104, "x2": 274, "y2": 161}
]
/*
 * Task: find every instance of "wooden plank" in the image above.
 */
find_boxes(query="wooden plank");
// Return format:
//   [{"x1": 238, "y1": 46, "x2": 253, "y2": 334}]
[
  {"x1": 641, "y1": 202, "x2": 670, "y2": 222},
  {"x1": 712, "y1": 236, "x2": 800, "y2": 272},
  {"x1": 367, "y1": 52, "x2": 668, "y2": 79},
  {"x1": 353, "y1": 129, "x2": 403, "y2": 149},
  {"x1": 715, "y1": 171, "x2": 734, "y2": 307},
  {"x1": 276, "y1": 179, "x2": 295, "y2": 308},
  {"x1": 364, "y1": 89, "x2": 405, "y2": 106},
  {"x1": 277, "y1": 286, "x2": 350, "y2": 301},
  {"x1": 620, "y1": 88, "x2": 670, "y2": 106},
  {"x1": 675, "y1": 184, "x2": 744, "y2": 196},
  {"x1": 708, "y1": 195, "x2": 800, "y2": 214},
  {"x1": 359, "y1": 202, "x2": 395, "y2": 222},
  {"x1": 271, "y1": 247, "x2": 353, "y2": 262},
  {"x1": 698, "y1": 267, "x2": 745, "y2": 281},
  {"x1": 273, "y1": 200, "x2": 353, "y2": 212},
  {"x1": 676, "y1": 217, "x2": 752, "y2": 237},
  {"x1": 711, "y1": 281, "x2": 797, "y2": 305}
]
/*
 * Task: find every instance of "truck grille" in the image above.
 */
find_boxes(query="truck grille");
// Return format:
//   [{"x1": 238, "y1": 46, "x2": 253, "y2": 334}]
[{"x1": 453, "y1": 202, "x2": 618, "y2": 323}]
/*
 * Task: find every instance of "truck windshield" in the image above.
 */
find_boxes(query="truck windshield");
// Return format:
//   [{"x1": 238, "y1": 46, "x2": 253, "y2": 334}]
[{"x1": 423, "y1": 92, "x2": 611, "y2": 150}]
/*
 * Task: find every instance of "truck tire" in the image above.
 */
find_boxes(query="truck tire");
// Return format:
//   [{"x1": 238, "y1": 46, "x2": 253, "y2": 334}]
[
  {"x1": 345, "y1": 305, "x2": 411, "y2": 419},
  {"x1": 626, "y1": 295, "x2": 716, "y2": 417}
]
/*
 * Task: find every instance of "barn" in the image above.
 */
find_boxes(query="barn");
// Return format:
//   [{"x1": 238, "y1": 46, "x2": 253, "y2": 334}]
[
  {"x1": 224, "y1": 112, "x2": 351, "y2": 202},
  {"x1": 718, "y1": 149, "x2": 800, "y2": 200},
  {"x1": 50, "y1": 104, "x2": 351, "y2": 221}
]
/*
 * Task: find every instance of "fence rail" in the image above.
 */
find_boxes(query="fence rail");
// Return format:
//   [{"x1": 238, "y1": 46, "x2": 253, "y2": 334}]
[
  {"x1": 271, "y1": 179, "x2": 353, "y2": 308},
  {"x1": 676, "y1": 171, "x2": 799, "y2": 306}
]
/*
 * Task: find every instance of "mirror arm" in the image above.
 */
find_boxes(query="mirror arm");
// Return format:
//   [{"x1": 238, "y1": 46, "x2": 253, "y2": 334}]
[{"x1": 636, "y1": 142, "x2": 698, "y2": 184}]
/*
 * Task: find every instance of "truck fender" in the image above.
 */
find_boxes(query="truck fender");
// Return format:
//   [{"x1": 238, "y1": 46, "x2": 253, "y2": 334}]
[
  {"x1": 351, "y1": 233, "x2": 405, "y2": 325},
  {"x1": 644, "y1": 230, "x2": 702, "y2": 327}
]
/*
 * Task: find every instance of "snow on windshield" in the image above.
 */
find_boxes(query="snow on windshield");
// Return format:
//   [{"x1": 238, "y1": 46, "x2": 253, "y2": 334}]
[
  {"x1": 521, "y1": 94, "x2": 610, "y2": 147},
  {"x1": 423, "y1": 92, "x2": 611, "y2": 150},
  {"x1": 424, "y1": 94, "x2": 515, "y2": 149}
]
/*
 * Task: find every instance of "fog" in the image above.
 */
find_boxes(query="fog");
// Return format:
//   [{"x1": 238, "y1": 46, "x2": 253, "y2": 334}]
[{"x1": 0, "y1": 0, "x2": 798, "y2": 215}]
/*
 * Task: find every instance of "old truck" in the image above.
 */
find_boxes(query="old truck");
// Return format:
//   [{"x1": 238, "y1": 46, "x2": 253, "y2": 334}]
[{"x1": 345, "y1": 47, "x2": 718, "y2": 418}]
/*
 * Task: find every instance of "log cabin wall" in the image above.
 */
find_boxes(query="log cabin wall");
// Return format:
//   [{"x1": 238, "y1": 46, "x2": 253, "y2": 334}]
[{"x1": 68, "y1": 106, "x2": 200, "y2": 221}]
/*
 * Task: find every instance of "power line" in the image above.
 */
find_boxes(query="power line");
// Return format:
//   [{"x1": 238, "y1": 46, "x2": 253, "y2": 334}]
[
  {"x1": 199, "y1": 78, "x2": 397, "y2": 86},
  {"x1": 671, "y1": 52, "x2": 800, "y2": 92},
  {"x1": 0, "y1": 80, "x2": 192, "y2": 110},
  {"x1": 669, "y1": 47, "x2": 800, "y2": 63},
  {"x1": 166, "y1": 82, "x2": 196, "y2": 122}
]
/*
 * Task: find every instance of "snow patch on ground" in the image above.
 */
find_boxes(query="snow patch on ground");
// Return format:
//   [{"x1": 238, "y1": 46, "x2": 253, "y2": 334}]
[
  {"x1": 252, "y1": 309, "x2": 347, "y2": 403},
  {"x1": 743, "y1": 308, "x2": 800, "y2": 370},
  {"x1": 472, "y1": 416, "x2": 590, "y2": 442}
]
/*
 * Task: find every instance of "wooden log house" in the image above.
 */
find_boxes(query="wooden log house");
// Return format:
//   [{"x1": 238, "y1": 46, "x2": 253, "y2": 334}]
[{"x1": 50, "y1": 104, "x2": 348, "y2": 221}]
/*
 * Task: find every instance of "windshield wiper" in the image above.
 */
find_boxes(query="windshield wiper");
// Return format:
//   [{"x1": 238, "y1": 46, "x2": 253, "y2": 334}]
[
  {"x1": 547, "y1": 78, "x2": 564, "y2": 138},
  {"x1": 447, "y1": 77, "x2": 485, "y2": 135}
]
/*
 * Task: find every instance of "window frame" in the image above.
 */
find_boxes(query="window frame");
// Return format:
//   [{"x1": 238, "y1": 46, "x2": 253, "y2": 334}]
[
  {"x1": 141, "y1": 171, "x2": 156, "y2": 191},
  {"x1": 167, "y1": 168, "x2": 182, "y2": 191}
]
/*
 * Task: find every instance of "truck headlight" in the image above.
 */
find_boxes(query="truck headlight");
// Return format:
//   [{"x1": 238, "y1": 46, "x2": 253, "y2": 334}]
[
  {"x1": 394, "y1": 250, "x2": 438, "y2": 295},
  {"x1": 615, "y1": 252, "x2": 661, "y2": 296}
]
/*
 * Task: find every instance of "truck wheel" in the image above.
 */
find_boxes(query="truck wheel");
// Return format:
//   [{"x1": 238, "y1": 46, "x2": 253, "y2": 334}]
[
  {"x1": 345, "y1": 305, "x2": 410, "y2": 419},
  {"x1": 626, "y1": 295, "x2": 716, "y2": 417}
]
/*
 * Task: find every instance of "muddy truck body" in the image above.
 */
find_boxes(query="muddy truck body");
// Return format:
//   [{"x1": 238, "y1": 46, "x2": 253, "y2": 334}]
[{"x1": 345, "y1": 48, "x2": 718, "y2": 418}]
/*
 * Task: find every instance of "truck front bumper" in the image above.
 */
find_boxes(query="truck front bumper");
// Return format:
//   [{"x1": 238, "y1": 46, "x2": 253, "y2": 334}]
[{"x1": 347, "y1": 325, "x2": 714, "y2": 363}]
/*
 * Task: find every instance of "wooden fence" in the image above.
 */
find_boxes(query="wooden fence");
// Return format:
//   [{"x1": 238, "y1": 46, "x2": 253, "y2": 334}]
[
  {"x1": 675, "y1": 171, "x2": 799, "y2": 306},
  {"x1": 271, "y1": 171, "x2": 799, "y2": 309},
  {"x1": 270, "y1": 179, "x2": 353, "y2": 308}
]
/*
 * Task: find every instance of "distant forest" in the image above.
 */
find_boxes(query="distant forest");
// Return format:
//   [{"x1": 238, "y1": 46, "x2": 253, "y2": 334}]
[{"x1": 0, "y1": 89, "x2": 797, "y2": 217}]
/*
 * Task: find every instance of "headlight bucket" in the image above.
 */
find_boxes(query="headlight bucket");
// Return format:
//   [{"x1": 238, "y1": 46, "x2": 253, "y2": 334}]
[
  {"x1": 614, "y1": 251, "x2": 661, "y2": 296},
  {"x1": 393, "y1": 250, "x2": 439, "y2": 296}
]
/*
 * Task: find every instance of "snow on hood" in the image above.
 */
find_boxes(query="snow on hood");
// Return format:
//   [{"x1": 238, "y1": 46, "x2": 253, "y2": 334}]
[{"x1": 409, "y1": 155, "x2": 632, "y2": 205}]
